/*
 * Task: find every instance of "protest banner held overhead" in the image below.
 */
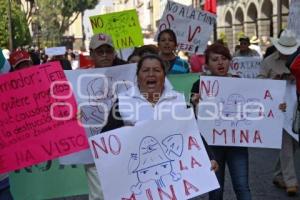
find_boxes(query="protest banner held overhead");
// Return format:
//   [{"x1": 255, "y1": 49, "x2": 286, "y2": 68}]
[
  {"x1": 89, "y1": 9, "x2": 143, "y2": 49},
  {"x1": 197, "y1": 76, "x2": 286, "y2": 148},
  {"x1": 155, "y1": 0, "x2": 216, "y2": 54},
  {"x1": 89, "y1": 114, "x2": 219, "y2": 200},
  {"x1": 0, "y1": 62, "x2": 88, "y2": 173},
  {"x1": 59, "y1": 63, "x2": 137, "y2": 165},
  {"x1": 229, "y1": 57, "x2": 262, "y2": 78}
]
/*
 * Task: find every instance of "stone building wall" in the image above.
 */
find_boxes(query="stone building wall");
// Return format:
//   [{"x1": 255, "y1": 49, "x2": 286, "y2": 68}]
[{"x1": 217, "y1": 0, "x2": 290, "y2": 53}]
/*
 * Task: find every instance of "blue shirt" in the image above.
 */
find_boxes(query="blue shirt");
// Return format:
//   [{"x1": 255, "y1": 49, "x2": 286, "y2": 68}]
[{"x1": 168, "y1": 56, "x2": 190, "y2": 74}]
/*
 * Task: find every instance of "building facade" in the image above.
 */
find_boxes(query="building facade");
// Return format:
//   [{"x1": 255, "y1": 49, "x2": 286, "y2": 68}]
[{"x1": 217, "y1": 0, "x2": 290, "y2": 52}]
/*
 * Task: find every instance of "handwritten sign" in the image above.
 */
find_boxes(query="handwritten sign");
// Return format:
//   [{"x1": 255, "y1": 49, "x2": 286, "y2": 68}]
[
  {"x1": 45, "y1": 46, "x2": 67, "y2": 57},
  {"x1": 89, "y1": 9, "x2": 143, "y2": 49},
  {"x1": 283, "y1": 82, "x2": 299, "y2": 141},
  {"x1": 0, "y1": 62, "x2": 88, "y2": 173},
  {"x1": 197, "y1": 76, "x2": 286, "y2": 148},
  {"x1": 229, "y1": 57, "x2": 262, "y2": 78},
  {"x1": 59, "y1": 63, "x2": 137, "y2": 165},
  {"x1": 288, "y1": 0, "x2": 300, "y2": 41},
  {"x1": 89, "y1": 115, "x2": 219, "y2": 200},
  {"x1": 0, "y1": 49, "x2": 11, "y2": 74},
  {"x1": 155, "y1": 1, "x2": 216, "y2": 54}
]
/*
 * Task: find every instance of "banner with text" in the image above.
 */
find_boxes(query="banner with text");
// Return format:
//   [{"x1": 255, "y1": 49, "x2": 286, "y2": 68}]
[
  {"x1": 90, "y1": 115, "x2": 219, "y2": 200},
  {"x1": 197, "y1": 76, "x2": 286, "y2": 148},
  {"x1": 229, "y1": 57, "x2": 261, "y2": 78},
  {"x1": 59, "y1": 63, "x2": 137, "y2": 165},
  {"x1": 0, "y1": 62, "x2": 88, "y2": 173},
  {"x1": 283, "y1": 82, "x2": 299, "y2": 141},
  {"x1": 10, "y1": 160, "x2": 88, "y2": 200},
  {"x1": 155, "y1": 0, "x2": 216, "y2": 54},
  {"x1": 89, "y1": 9, "x2": 143, "y2": 49}
]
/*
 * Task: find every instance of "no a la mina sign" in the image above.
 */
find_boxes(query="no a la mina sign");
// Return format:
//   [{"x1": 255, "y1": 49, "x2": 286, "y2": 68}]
[
  {"x1": 89, "y1": 116, "x2": 219, "y2": 200},
  {"x1": 89, "y1": 9, "x2": 143, "y2": 49},
  {"x1": 197, "y1": 76, "x2": 286, "y2": 148}
]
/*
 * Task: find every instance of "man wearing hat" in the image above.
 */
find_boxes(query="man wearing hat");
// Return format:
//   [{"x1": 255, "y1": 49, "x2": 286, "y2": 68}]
[
  {"x1": 9, "y1": 50, "x2": 33, "y2": 71},
  {"x1": 233, "y1": 36, "x2": 260, "y2": 57},
  {"x1": 89, "y1": 33, "x2": 126, "y2": 68},
  {"x1": 249, "y1": 36, "x2": 263, "y2": 58},
  {"x1": 84, "y1": 33, "x2": 126, "y2": 200},
  {"x1": 257, "y1": 29, "x2": 300, "y2": 196}
]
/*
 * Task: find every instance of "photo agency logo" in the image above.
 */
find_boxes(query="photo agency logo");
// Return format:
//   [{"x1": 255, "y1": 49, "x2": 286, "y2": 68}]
[
  {"x1": 49, "y1": 74, "x2": 134, "y2": 128},
  {"x1": 197, "y1": 97, "x2": 265, "y2": 122},
  {"x1": 49, "y1": 76, "x2": 265, "y2": 126}
]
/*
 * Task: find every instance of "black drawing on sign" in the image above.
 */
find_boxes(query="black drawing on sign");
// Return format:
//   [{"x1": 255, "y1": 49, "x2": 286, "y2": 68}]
[
  {"x1": 128, "y1": 135, "x2": 182, "y2": 195},
  {"x1": 105, "y1": 14, "x2": 136, "y2": 37},
  {"x1": 81, "y1": 76, "x2": 132, "y2": 135},
  {"x1": 215, "y1": 94, "x2": 261, "y2": 127}
]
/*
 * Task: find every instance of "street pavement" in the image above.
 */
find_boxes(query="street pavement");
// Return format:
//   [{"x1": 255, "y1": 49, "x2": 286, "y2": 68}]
[{"x1": 58, "y1": 148, "x2": 300, "y2": 200}]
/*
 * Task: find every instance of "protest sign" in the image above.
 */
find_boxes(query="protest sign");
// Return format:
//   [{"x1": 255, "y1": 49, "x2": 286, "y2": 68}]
[
  {"x1": 283, "y1": 82, "x2": 299, "y2": 141},
  {"x1": 10, "y1": 74, "x2": 198, "y2": 200},
  {"x1": 0, "y1": 62, "x2": 88, "y2": 173},
  {"x1": 167, "y1": 73, "x2": 199, "y2": 101},
  {"x1": 155, "y1": 0, "x2": 216, "y2": 54},
  {"x1": 89, "y1": 115, "x2": 219, "y2": 200},
  {"x1": 45, "y1": 46, "x2": 67, "y2": 57},
  {"x1": 10, "y1": 160, "x2": 88, "y2": 200},
  {"x1": 89, "y1": 9, "x2": 143, "y2": 49},
  {"x1": 229, "y1": 57, "x2": 261, "y2": 78},
  {"x1": 288, "y1": 0, "x2": 300, "y2": 41},
  {"x1": 59, "y1": 63, "x2": 137, "y2": 164},
  {"x1": 197, "y1": 76, "x2": 286, "y2": 148},
  {"x1": 0, "y1": 49, "x2": 11, "y2": 74}
]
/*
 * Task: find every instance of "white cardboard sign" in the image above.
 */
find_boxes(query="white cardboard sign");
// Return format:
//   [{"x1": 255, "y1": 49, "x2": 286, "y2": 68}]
[
  {"x1": 89, "y1": 116, "x2": 219, "y2": 200},
  {"x1": 197, "y1": 76, "x2": 286, "y2": 148},
  {"x1": 59, "y1": 63, "x2": 137, "y2": 164},
  {"x1": 155, "y1": 0, "x2": 216, "y2": 54},
  {"x1": 45, "y1": 46, "x2": 67, "y2": 56},
  {"x1": 229, "y1": 57, "x2": 262, "y2": 78}
]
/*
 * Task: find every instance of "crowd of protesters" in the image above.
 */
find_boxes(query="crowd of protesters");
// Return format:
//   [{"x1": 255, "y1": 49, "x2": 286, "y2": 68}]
[{"x1": 1, "y1": 27, "x2": 300, "y2": 200}]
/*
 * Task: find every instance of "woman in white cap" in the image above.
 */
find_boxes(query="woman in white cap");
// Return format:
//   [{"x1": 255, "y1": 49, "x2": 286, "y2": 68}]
[
  {"x1": 257, "y1": 29, "x2": 300, "y2": 196},
  {"x1": 101, "y1": 54, "x2": 218, "y2": 180}
]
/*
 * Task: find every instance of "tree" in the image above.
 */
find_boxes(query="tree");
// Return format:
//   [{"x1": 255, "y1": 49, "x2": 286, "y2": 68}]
[
  {"x1": 0, "y1": 1, "x2": 31, "y2": 49},
  {"x1": 33, "y1": 0, "x2": 98, "y2": 47}
]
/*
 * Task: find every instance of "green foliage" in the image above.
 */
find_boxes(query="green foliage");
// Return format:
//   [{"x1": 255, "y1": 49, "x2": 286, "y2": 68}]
[
  {"x1": 0, "y1": 1, "x2": 31, "y2": 49},
  {"x1": 219, "y1": 32, "x2": 228, "y2": 43},
  {"x1": 236, "y1": 31, "x2": 245, "y2": 42},
  {"x1": 35, "y1": 0, "x2": 98, "y2": 47}
]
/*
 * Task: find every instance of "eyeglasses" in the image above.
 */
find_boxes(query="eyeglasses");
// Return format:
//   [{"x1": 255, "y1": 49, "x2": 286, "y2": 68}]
[{"x1": 94, "y1": 48, "x2": 114, "y2": 56}]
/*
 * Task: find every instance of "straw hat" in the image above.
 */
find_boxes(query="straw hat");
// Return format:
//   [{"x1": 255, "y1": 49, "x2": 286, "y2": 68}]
[
  {"x1": 271, "y1": 29, "x2": 299, "y2": 55},
  {"x1": 250, "y1": 36, "x2": 260, "y2": 44}
]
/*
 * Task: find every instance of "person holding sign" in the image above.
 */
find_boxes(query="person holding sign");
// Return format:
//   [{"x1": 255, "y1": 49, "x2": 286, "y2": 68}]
[
  {"x1": 102, "y1": 54, "x2": 218, "y2": 170},
  {"x1": 84, "y1": 33, "x2": 128, "y2": 200},
  {"x1": 258, "y1": 29, "x2": 300, "y2": 196},
  {"x1": 190, "y1": 43, "x2": 252, "y2": 200},
  {"x1": 157, "y1": 29, "x2": 190, "y2": 74}
]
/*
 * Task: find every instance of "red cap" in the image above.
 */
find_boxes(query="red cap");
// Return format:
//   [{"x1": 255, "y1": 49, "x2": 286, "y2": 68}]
[{"x1": 9, "y1": 50, "x2": 31, "y2": 68}]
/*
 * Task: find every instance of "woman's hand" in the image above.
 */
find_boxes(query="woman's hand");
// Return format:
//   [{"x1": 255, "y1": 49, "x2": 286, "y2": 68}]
[
  {"x1": 191, "y1": 93, "x2": 201, "y2": 106},
  {"x1": 210, "y1": 160, "x2": 219, "y2": 172},
  {"x1": 279, "y1": 103, "x2": 287, "y2": 112}
]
